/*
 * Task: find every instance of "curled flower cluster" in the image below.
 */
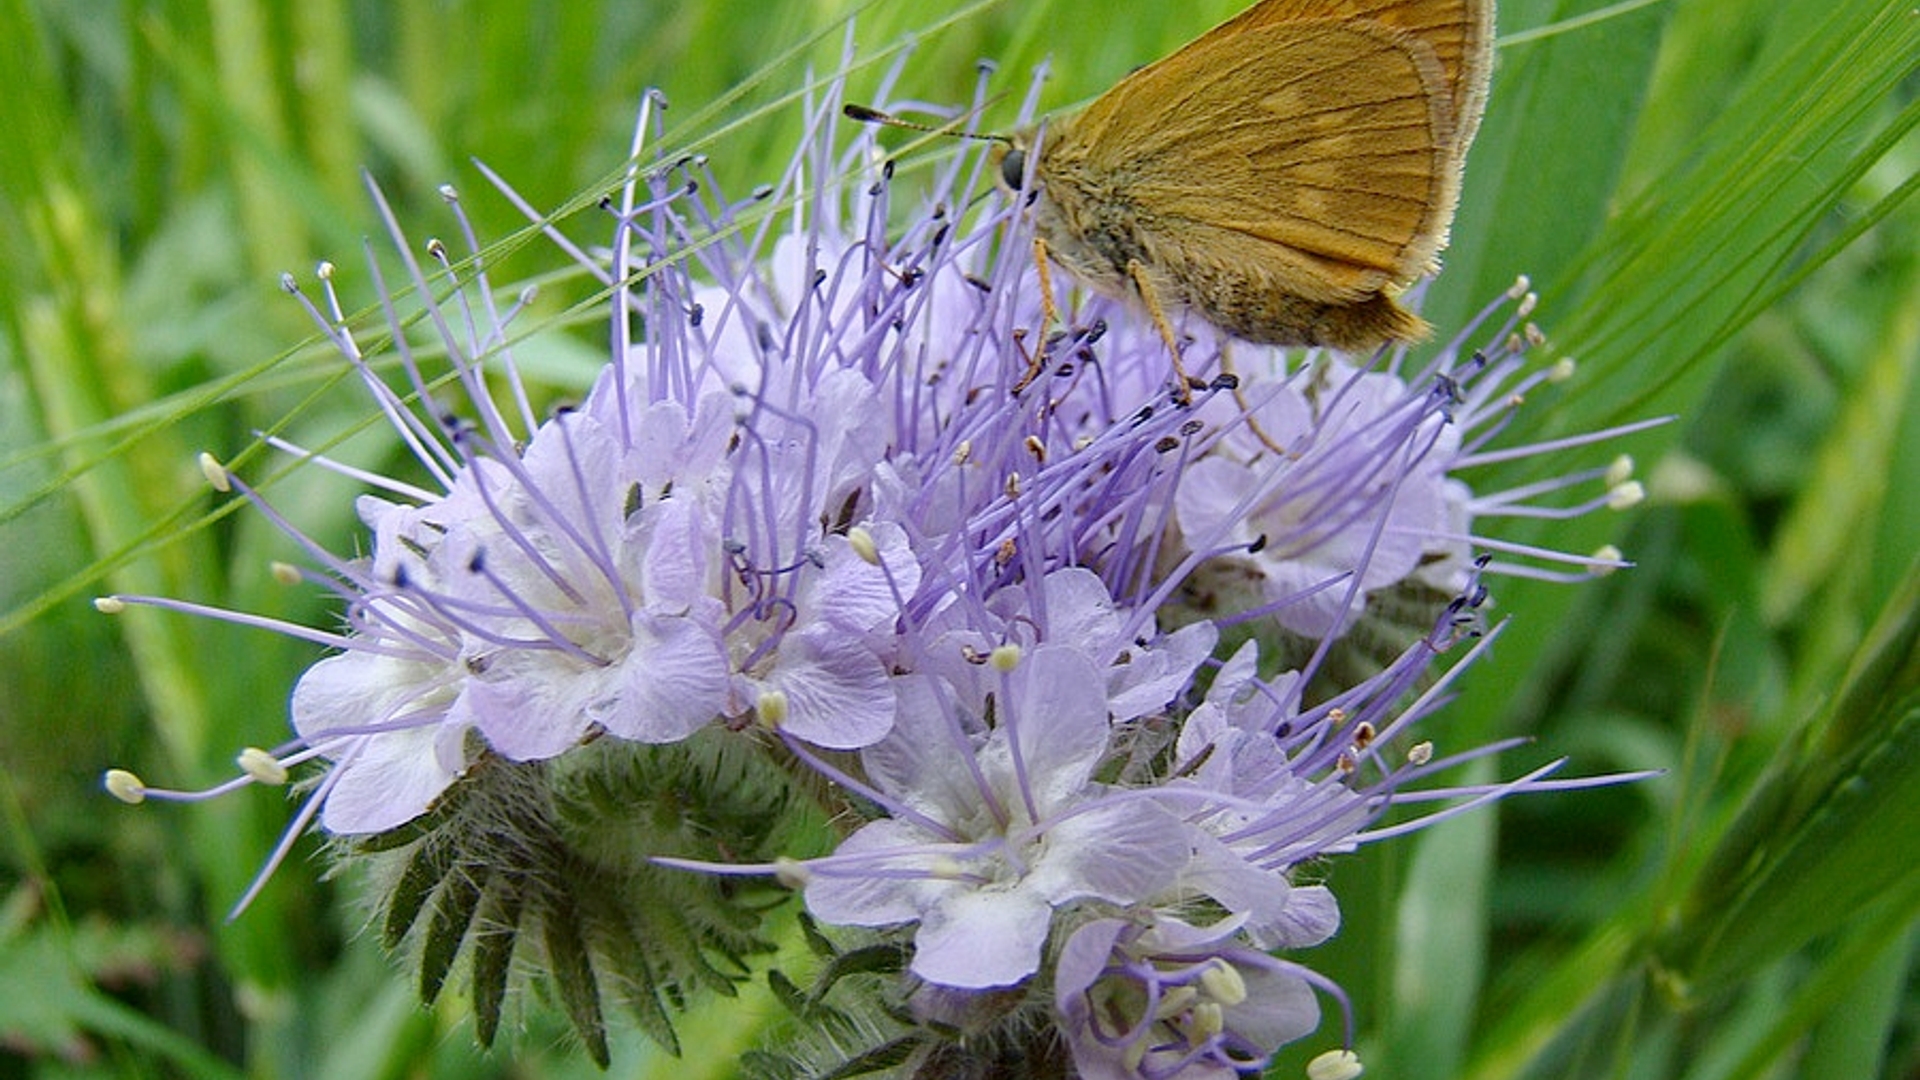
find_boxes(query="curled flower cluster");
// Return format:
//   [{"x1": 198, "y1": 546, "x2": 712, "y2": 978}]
[{"x1": 102, "y1": 64, "x2": 1656, "y2": 1078}]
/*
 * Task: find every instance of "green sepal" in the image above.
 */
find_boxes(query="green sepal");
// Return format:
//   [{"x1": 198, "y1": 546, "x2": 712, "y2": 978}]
[
  {"x1": 821, "y1": 1037, "x2": 920, "y2": 1079},
  {"x1": 581, "y1": 882, "x2": 682, "y2": 1056},
  {"x1": 342, "y1": 726, "x2": 826, "y2": 1066},
  {"x1": 419, "y1": 864, "x2": 484, "y2": 1005},
  {"x1": 738, "y1": 1049, "x2": 794, "y2": 1080},
  {"x1": 798, "y1": 910, "x2": 839, "y2": 960},
  {"x1": 739, "y1": 1041, "x2": 922, "y2": 1080},
  {"x1": 469, "y1": 873, "x2": 524, "y2": 1048},
  {"x1": 766, "y1": 968, "x2": 828, "y2": 1024},
  {"x1": 542, "y1": 889, "x2": 610, "y2": 1069},
  {"x1": 379, "y1": 830, "x2": 458, "y2": 951},
  {"x1": 812, "y1": 943, "x2": 908, "y2": 997}
]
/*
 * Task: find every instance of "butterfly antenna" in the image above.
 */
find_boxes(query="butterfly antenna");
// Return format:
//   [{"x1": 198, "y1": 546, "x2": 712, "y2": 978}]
[{"x1": 843, "y1": 104, "x2": 1013, "y2": 148}]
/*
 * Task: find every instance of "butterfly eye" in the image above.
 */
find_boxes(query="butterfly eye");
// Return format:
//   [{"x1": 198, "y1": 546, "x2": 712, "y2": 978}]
[{"x1": 999, "y1": 149, "x2": 1027, "y2": 190}]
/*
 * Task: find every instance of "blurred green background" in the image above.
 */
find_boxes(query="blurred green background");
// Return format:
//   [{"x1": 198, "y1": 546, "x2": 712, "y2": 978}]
[{"x1": 1, "y1": 0, "x2": 1915, "y2": 1077}]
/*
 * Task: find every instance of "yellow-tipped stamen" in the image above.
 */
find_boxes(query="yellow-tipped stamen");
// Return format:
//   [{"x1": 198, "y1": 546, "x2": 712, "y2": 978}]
[
  {"x1": 104, "y1": 769, "x2": 147, "y2": 804},
  {"x1": 1607, "y1": 480, "x2": 1646, "y2": 511},
  {"x1": 199, "y1": 452, "x2": 231, "y2": 493},
  {"x1": 847, "y1": 526, "x2": 879, "y2": 566},
  {"x1": 755, "y1": 690, "x2": 790, "y2": 729},
  {"x1": 1307, "y1": 1048, "x2": 1364, "y2": 1080},
  {"x1": 1152, "y1": 985, "x2": 1200, "y2": 1020},
  {"x1": 237, "y1": 748, "x2": 289, "y2": 786},
  {"x1": 1590, "y1": 545, "x2": 1626, "y2": 577},
  {"x1": 927, "y1": 855, "x2": 968, "y2": 880},
  {"x1": 1199, "y1": 958, "x2": 1247, "y2": 1006},
  {"x1": 1605, "y1": 454, "x2": 1636, "y2": 488},
  {"x1": 1187, "y1": 1000, "x2": 1224, "y2": 1041}
]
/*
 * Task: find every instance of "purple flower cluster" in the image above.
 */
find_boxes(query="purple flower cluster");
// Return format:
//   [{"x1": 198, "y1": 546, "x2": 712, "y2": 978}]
[{"x1": 102, "y1": 70, "x2": 1656, "y2": 1077}]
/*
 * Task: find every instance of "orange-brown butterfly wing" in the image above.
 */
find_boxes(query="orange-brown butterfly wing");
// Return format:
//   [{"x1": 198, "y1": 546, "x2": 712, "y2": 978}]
[
  {"x1": 1050, "y1": 17, "x2": 1455, "y2": 301},
  {"x1": 1207, "y1": 0, "x2": 1494, "y2": 150}
]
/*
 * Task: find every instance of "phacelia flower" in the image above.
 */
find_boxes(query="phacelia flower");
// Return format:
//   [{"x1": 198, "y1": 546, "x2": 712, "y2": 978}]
[
  {"x1": 101, "y1": 47, "x2": 1657, "y2": 1076},
  {"x1": 1164, "y1": 283, "x2": 1666, "y2": 642},
  {"x1": 1055, "y1": 914, "x2": 1328, "y2": 1080},
  {"x1": 798, "y1": 642, "x2": 1194, "y2": 990}
]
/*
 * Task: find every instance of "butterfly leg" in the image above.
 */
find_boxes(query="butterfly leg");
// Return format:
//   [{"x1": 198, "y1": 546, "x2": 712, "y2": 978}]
[
  {"x1": 1012, "y1": 236, "x2": 1060, "y2": 395},
  {"x1": 1126, "y1": 258, "x2": 1194, "y2": 404},
  {"x1": 1034, "y1": 235, "x2": 1062, "y2": 334}
]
